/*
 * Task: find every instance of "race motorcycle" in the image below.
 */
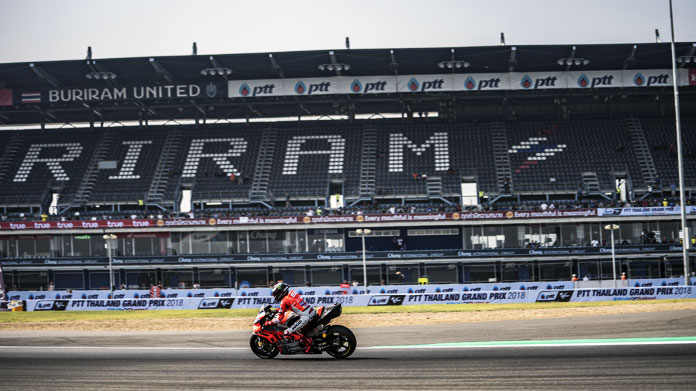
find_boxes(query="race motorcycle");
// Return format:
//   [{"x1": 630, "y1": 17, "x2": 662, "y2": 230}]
[{"x1": 250, "y1": 303, "x2": 356, "y2": 359}]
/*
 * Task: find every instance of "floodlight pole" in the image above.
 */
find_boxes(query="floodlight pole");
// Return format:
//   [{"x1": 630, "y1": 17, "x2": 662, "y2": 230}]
[
  {"x1": 669, "y1": 0, "x2": 691, "y2": 285},
  {"x1": 610, "y1": 228, "x2": 617, "y2": 288}
]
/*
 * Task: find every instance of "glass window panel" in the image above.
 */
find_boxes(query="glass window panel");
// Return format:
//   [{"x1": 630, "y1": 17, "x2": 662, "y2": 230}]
[
  {"x1": 191, "y1": 233, "x2": 213, "y2": 254},
  {"x1": 578, "y1": 260, "x2": 599, "y2": 280},
  {"x1": 249, "y1": 231, "x2": 268, "y2": 253},
  {"x1": 17, "y1": 238, "x2": 35, "y2": 257},
  {"x1": 198, "y1": 268, "x2": 230, "y2": 288},
  {"x1": 35, "y1": 237, "x2": 52, "y2": 257},
  {"x1": 423, "y1": 263, "x2": 459, "y2": 283},
  {"x1": 210, "y1": 232, "x2": 229, "y2": 254},
  {"x1": 133, "y1": 237, "x2": 153, "y2": 256},
  {"x1": 125, "y1": 271, "x2": 156, "y2": 289},
  {"x1": 349, "y1": 265, "x2": 381, "y2": 286},
  {"x1": 270, "y1": 266, "x2": 306, "y2": 286},
  {"x1": 462, "y1": 263, "x2": 496, "y2": 283},
  {"x1": 72, "y1": 235, "x2": 91, "y2": 256},
  {"x1": 309, "y1": 266, "x2": 343, "y2": 286},
  {"x1": 502, "y1": 262, "x2": 533, "y2": 282},
  {"x1": 386, "y1": 265, "x2": 420, "y2": 284},
  {"x1": 54, "y1": 272, "x2": 85, "y2": 290},
  {"x1": 91, "y1": 235, "x2": 107, "y2": 257},
  {"x1": 17, "y1": 271, "x2": 49, "y2": 290},
  {"x1": 162, "y1": 269, "x2": 194, "y2": 289},
  {"x1": 539, "y1": 261, "x2": 573, "y2": 281},
  {"x1": 267, "y1": 231, "x2": 288, "y2": 254},
  {"x1": 237, "y1": 268, "x2": 269, "y2": 288}
]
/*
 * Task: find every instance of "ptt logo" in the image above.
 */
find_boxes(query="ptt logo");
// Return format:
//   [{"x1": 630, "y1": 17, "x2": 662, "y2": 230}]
[
  {"x1": 407, "y1": 288, "x2": 426, "y2": 294},
  {"x1": 464, "y1": 76, "x2": 502, "y2": 91},
  {"x1": 198, "y1": 299, "x2": 219, "y2": 309},
  {"x1": 577, "y1": 74, "x2": 614, "y2": 88},
  {"x1": 350, "y1": 79, "x2": 387, "y2": 93},
  {"x1": 379, "y1": 289, "x2": 398, "y2": 294},
  {"x1": 166, "y1": 293, "x2": 179, "y2": 298},
  {"x1": 238, "y1": 82, "x2": 275, "y2": 97},
  {"x1": 35, "y1": 301, "x2": 55, "y2": 311},
  {"x1": 520, "y1": 75, "x2": 557, "y2": 89},
  {"x1": 633, "y1": 72, "x2": 669, "y2": 87},
  {"x1": 434, "y1": 287, "x2": 454, "y2": 293},
  {"x1": 368, "y1": 296, "x2": 389, "y2": 306},
  {"x1": 636, "y1": 282, "x2": 653, "y2": 287},
  {"x1": 407, "y1": 77, "x2": 444, "y2": 92},
  {"x1": 294, "y1": 80, "x2": 330, "y2": 95},
  {"x1": 536, "y1": 291, "x2": 558, "y2": 302}
]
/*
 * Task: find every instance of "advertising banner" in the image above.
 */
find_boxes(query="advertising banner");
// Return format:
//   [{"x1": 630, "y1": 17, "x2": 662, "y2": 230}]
[
  {"x1": 566, "y1": 71, "x2": 622, "y2": 89},
  {"x1": 510, "y1": 72, "x2": 567, "y2": 90},
  {"x1": 598, "y1": 206, "x2": 696, "y2": 216},
  {"x1": 14, "y1": 82, "x2": 228, "y2": 105},
  {"x1": 20, "y1": 284, "x2": 696, "y2": 311},
  {"x1": 453, "y1": 73, "x2": 510, "y2": 91},
  {"x1": 397, "y1": 74, "x2": 454, "y2": 93},
  {"x1": 0, "y1": 209, "x2": 602, "y2": 232},
  {"x1": 622, "y1": 69, "x2": 674, "y2": 88}
]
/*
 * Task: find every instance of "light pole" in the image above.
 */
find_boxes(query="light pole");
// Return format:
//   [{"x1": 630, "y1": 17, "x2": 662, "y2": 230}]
[
  {"x1": 668, "y1": 0, "x2": 691, "y2": 285},
  {"x1": 356, "y1": 229, "x2": 371, "y2": 291},
  {"x1": 604, "y1": 224, "x2": 619, "y2": 288},
  {"x1": 103, "y1": 233, "x2": 117, "y2": 295}
]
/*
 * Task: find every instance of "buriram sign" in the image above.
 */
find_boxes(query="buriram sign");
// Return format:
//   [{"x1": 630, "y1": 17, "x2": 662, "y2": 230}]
[{"x1": 227, "y1": 69, "x2": 695, "y2": 98}]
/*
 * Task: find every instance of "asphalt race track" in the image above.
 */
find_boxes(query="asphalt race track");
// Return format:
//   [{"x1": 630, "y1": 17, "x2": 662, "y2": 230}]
[{"x1": 1, "y1": 310, "x2": 695, "y2": 390}]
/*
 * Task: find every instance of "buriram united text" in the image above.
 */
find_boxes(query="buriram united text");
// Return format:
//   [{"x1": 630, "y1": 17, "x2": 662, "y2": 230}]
[{"x1": 48, "y1": 85, "x2": 202, "y2": 102}]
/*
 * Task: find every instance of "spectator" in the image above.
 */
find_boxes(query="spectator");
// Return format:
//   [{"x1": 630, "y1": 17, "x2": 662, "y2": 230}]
[
  {"x1": 48, "y1": 281, "x2": 55, "y2": 291},
  {"x1": 193, "y1": 281, "x2": 201, "y2": 289}
]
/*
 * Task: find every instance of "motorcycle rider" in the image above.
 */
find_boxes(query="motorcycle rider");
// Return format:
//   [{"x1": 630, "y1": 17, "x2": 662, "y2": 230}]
[{"x1": 266, "y1": 282, "x2": 316, "y2": 352}]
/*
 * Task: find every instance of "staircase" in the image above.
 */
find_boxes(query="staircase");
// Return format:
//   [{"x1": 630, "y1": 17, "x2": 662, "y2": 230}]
[
  {"x1": 71, "y1": 131, "x2": 114, "y2": 206},
  {"x1": 625, "y1": 117, "x2": 658, "y2": 187},
  {"x1": 0, "y1": 133, "x2": 25, "y2": 184},
  {"x1": 490, "y1": 121, "x2": 513, "y2": 194},
  {"x1": 357, "y1": 126, "x2": 378, "y2": 200},
  {"x1": 426, "y1": 176, "x2": 443, "y2": 198},
  {"x1": 249, "y1": 128, "x2": 277, "y2": 204},
  {"x1": 147, "y1": 129, "x2": 184, "y2": 205},
  {"x1": 581, "y1": 172, "x2": 601, "y2": 193}
]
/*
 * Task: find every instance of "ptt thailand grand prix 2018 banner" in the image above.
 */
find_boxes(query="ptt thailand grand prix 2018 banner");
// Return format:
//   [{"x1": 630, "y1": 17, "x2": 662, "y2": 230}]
[
  {"x1": 11, "y1": 278, "x2": 696, "y2": 311},
  {"x1": 18, "y1": 285, "x2": 696, "y2": 311}
]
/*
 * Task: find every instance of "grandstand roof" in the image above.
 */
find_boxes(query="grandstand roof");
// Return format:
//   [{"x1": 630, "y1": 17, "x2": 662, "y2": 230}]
[{"x1": 0, "y1": 42, "x2": 694, "y2": 125}]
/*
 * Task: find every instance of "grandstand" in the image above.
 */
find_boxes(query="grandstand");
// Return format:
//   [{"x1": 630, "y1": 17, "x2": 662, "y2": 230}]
[{"x1": 0, "y1": 42, "x2": 694, "y2": 291}]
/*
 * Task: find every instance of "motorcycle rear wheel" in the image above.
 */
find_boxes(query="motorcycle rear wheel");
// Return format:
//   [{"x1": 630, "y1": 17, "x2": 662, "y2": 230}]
[
  {"x1": 324, "y1": 325, "x2": 356, "y2": 359},
  {"x1": 250, "y1": 335, "x2": 279, "y2": 359}
]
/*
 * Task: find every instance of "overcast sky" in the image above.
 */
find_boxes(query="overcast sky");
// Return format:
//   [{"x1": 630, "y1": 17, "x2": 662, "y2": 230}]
[{"x1": 0, "y1": 0, "x2": 695, "y2": 63}]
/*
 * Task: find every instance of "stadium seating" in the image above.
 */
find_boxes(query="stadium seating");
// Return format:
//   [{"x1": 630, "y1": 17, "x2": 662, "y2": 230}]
[{"x1": 0, "y1": 116, "x2": 693, "y2": 212}]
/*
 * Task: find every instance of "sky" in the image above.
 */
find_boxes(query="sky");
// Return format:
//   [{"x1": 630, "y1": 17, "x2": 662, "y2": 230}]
[{"x1": 0, "y1": 0, "x2": 695, "y2": 63}]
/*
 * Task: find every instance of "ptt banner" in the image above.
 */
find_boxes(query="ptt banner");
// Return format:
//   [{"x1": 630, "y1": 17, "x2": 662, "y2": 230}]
[
  {"x1": 622, "y1": 69, "x2": 674, "y2": 88},
  {"x1": 397, "y1": 74, "x2": 455, "y2": 93},
  {"x1": 510, "y1": 72, "x2": 567, "y2": 90},
  {"x1": 566, "y1": 71, "x2": 622, "y2": 89},
  {"x1": 598, "y1": 206, "x2": 696, "y2": 216},
  {"x1": 21, "y1": 285, "x2": 696, "y2": 311},
  {"x1": 453, "y1": 73, "x2": 510, "y2": 91}
]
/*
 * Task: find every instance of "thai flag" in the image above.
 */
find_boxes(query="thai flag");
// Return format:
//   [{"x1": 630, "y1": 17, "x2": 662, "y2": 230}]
[{"x1": 21, "y1": 91, "x2": 41, "y2": 103}]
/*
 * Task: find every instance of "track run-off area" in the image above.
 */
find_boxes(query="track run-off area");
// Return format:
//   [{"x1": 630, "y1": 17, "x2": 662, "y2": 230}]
[{"x1": 1, "y1": 308, "x2": 695, "y2": 390}]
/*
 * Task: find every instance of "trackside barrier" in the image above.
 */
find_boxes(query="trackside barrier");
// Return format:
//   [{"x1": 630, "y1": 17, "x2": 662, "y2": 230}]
[
  {"x1": 8, "y1": 278, "x2": 696, "y2": 303},
  {"x1": 19, "y1": 286, "x2": 696, "y2": 311}
]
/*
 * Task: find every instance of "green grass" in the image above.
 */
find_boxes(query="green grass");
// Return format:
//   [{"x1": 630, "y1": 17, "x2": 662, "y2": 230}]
[{"x1": 0, "y1": 299, "x2": 693, "y2": 324}]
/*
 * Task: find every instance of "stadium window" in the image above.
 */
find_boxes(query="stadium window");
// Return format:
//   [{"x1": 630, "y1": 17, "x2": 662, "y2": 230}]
[{"x1": 406, "y1": 228, "x2": 459, "y2": 236}]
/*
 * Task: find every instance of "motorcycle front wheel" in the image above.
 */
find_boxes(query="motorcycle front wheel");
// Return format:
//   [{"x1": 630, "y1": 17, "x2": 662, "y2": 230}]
[
  {"x1": 249, "y1": 335, "x2": 279, "y2": 359},
  {"x1": 324, "y1": 325, "x2": 356, "y2": 359}
]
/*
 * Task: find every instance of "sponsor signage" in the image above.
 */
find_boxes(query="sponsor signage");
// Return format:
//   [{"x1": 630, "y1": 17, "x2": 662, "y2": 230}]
[
  {"x1": 19, "y1": 285, "x2": 696, "y2": 311},
  {"x1": 225, "y1": 69, "x2": 691, "y2": 100},
  {"x1": 13, "y1": 82, "x2": 227, "y2": 105},
  {"x1": 0, "y1": 209, "x2": 601, "y2": 232},
  {"x1": 0, "y1": 244, "x2": 685, "y2": 266}
]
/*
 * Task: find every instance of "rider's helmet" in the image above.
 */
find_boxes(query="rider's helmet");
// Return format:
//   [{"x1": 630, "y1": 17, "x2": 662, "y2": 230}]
[{"x1": 272, "y1": 282, "x2": 290, "y2": 302}]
